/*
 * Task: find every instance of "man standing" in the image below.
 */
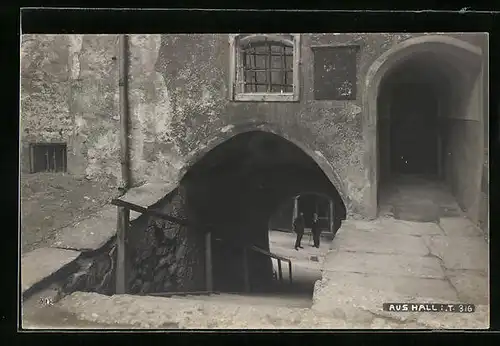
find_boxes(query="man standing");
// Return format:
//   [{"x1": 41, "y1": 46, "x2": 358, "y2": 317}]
[
  {"x1": 311, "y1": 212, "x2": 321, "y2": 248},
  {"x1": 293, "y1": 212, "x2": 305, "y2": 250}
]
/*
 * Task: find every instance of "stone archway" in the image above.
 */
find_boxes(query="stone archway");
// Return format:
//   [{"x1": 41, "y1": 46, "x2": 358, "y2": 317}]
[
  {"x1": 178, "y1": 122, "x2": 352, "y2": 214},
  {"x1": 363, "y1": 35, "x2": 484, "y2": 219},
  {"x1": 178, "y1": 129, "x2": 347, "y2": 293}
]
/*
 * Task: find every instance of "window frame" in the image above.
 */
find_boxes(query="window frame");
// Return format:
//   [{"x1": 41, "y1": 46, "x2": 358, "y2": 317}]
[
  {"x1": 229, "y1": 34, "x2": 301, "y2": 102},
  {"x1": 29, "y1": 142, "x2": 68, "y2": 173}
]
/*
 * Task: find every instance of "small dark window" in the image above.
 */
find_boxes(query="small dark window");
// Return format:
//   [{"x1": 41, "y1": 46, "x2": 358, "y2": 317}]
[
  {"x1": 241, "y1": 41, "x2": 294, "y2": 93},
  {"x1": 30, "y1": 143, "x2": 67, "y2": 173},
  {"x1": 313, "y1": 45, "x2": 359, "y2": 100}
]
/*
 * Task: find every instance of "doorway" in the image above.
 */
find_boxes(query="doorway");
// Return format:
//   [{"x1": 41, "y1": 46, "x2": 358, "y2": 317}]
[
  {"x1": 389, "y1": 82, "x2": 439, "y2": 177},
  {"x1": 375, "y1": 48, "x2": 483, "y2": 222}
]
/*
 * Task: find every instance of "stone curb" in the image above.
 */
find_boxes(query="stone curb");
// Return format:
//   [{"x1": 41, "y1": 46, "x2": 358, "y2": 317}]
[
  {"x1": 21, "y1": 248, "x2": 82, "y2": 300},
  {"x1": 21, "y1": 182, "x2": 176, "y2": 301}
]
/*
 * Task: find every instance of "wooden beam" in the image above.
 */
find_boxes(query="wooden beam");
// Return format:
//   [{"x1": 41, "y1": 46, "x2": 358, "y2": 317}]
[
  {"x1": 205, "y1": 232, "x2": 213, "y2": 292},
  {"x1": 111, "y1": 198, "x2": 189, "y2": 226},
  {"x1": 277, "y1": 259, "x2": 283, "y2": 282},
  {"x1": 329, "y1": 199, "x2": 334, "y2": 234},
  {"x1": 292, "y1": 196, "x2": 299, "y2": 228},
  {"x1": 115, "y1": 206, "x2": 129, "y2": 294},
  {"x1": 242, "y1": 247, "x2": 250, "y2": 293}
]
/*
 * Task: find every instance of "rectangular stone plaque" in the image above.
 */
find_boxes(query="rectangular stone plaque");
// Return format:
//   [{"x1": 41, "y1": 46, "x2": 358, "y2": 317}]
[{"x1": 313, "y1": 45, "x2": 359, "y2": 100}]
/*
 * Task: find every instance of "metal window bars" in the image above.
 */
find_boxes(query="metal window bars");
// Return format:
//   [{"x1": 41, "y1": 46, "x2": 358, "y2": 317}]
[
  {"x1": 30, "y1": 143, "x2": 67, "y2": 173},
  {"x1": 238, "y1": 41, "x2": 294, "y2": 94}
]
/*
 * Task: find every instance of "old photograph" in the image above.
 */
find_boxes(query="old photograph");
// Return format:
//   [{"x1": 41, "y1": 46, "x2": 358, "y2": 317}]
[{"x1": 20, "y1": 32, "x2": 489, "y2": 329}]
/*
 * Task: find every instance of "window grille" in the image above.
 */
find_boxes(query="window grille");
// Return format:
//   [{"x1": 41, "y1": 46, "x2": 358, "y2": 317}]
[
  {"x1": 29, "y1": 143, "x2": 67, "y2": 173},
  {"x1": 239, "y1": 42, "x2": 294, "y2": 93},
  {"x1": 229, "y1": 34, "x2": 300, "y2": 102}
]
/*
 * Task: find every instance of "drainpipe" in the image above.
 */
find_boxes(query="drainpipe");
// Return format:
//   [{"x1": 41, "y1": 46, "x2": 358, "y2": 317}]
[{"x1": 118, "y1": 34, "x2": 131, "y2": 192}]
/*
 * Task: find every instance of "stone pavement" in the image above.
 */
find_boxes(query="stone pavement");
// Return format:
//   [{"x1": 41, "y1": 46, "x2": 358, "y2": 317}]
[
  {"x1": 21, "y1": 183, "x2": 489, "y2": 329},
  {"x1": 21, "y1": 182, "x2": 176, "y2": 299},
  {"x1": 312, "y1": 216, "x2": 489, "y2": 329},
  {"x1": 24, "y1": 218, "x2": 489, "y2": 330}
]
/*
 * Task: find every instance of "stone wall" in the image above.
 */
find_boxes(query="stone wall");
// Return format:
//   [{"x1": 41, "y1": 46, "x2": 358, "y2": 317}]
[
  {"x1": 20, "y1": 33, "x2": 487, "y2": 219},
  {"x1": 21, "y1": 34, "x2": 121, "y2": 185},
  {"x1": 58, "y1": 185, "x2": 206, "y2": 297},
  {"x1": 126, "y1": 185, "x2": 206, "y2": 294}
]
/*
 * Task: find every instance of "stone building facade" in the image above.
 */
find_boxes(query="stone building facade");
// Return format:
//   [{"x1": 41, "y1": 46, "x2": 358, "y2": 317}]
[{"x1": 20, "y1": 33, "x2": 489, "y2": 292}]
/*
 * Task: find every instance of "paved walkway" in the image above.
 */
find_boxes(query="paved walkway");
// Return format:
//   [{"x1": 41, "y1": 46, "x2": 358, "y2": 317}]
[{"x1": 313, "y1": 216, "x2": 489, "y2": 329}]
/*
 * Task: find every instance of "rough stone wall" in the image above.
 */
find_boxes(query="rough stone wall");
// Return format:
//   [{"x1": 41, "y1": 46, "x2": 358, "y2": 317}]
[
  {"x1": 126, "y1": 185, "x2": 206, "y2": 294},
  {"x1": 59, "y1": 185, "x2": 206, "y2": 297},
  {"x1": 21, "y1": 33, "x2": 486, "y2": 218},
  {"x1": 21, "y1": 34, "x2": 121, "y2": 184}
]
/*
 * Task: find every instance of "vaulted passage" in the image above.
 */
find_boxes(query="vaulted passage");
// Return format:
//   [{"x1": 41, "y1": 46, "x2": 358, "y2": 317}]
[
  {"x1": 181, "y1": 131, "x2": 346, "y2": 294},
  {"x1": 376, "y1": 44, "x2": 484, "y2": 222}
]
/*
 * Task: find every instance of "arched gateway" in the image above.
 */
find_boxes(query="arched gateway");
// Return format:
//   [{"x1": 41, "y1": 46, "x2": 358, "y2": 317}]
[
  {"x1": 179, "y1": 128, "x2": 347, "y2": 293},
  {"x1": 123, "y1": 127, "x2": 348, "y2": 295},
  {"x1": 363, "y1": 35, "x2": 485, "y2": 221}
]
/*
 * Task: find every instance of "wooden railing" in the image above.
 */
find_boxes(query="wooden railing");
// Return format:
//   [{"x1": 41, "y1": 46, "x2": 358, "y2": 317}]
[
  {"x1": 110, "y1": 198, "x2": 293, "y2": 295},
  {"x1": 213, "y1": 237, "x2": 293, "y2": 292},
  {"x1": 248, "y1": 245, "x2": 293, "y2": 286}
]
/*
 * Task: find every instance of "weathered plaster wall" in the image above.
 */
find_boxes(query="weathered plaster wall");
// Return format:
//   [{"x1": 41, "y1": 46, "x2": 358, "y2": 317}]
[
  {"x1": 21, "y1": 34, "x2": 121, "y2": 184},
  {"x1": 443, "y1": 69, "x2": 484, "y2": 223},
  {"x1": 21, "y1": 33, "x2": 486, "y2": 220},
  {"x1": 128, "y1": 33, "x2": 421, "y2": 218},
  {"x1": 21, "y1": 35, "x2": 74, "y2": 173},
  {"x1": 445, "y1": 120, "x2": 483, "y2": 220}
]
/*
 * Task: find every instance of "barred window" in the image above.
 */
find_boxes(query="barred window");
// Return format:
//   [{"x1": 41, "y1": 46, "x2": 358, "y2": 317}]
[
  {"x1": 230, "y1": 34, "x2": 300, "y2": 102},
  {"x1": 241, "y1": 42, "x2": 293, "y2": 93},
  {"x1": 30, "y1": 143, "x2": 67, "y2": 173}
]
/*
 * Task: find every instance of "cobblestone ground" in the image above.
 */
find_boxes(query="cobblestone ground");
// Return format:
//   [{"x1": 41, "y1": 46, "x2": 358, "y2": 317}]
[{"x1": 20, "y1": 173, "x2": 120, "y2": 254}]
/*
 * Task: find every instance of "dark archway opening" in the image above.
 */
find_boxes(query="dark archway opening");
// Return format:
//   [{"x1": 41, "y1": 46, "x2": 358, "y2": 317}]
[
  {"x1": 376, "y1": 49, "x2": 483, "y2": 222},
  {"x1": 388, "y1": 83, "x2": 439, "y2": 176},
  {"x1": 269, "y1": 193, "x2": 335, "y2": 232},
  {"x1": 181, "y1": 131, "x2": 346, "y2": 301}
]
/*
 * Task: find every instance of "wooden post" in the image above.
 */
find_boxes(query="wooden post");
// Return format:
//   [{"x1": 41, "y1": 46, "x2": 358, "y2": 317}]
[
  {"x1": 205, "y1": 231, "x2": 213, "y2": 292},
  {"x1": 329, "y1": 199, "x2": 334, "y2": 234},
  {"x1": 292, "y1": 196, "x2": 299, "y2": 229},
  {"x1": 115, "y1": 206, "x2": 129, "y2": 294},
  {"x1": 277, "y1": 260, "x2": 283, "y2": 282},
  {"x1": 242, "y1": 247, "x2": 250, "y2": 293},
  {"x1": 288, "y1": 263, "x2": 293, "y2": 284}
]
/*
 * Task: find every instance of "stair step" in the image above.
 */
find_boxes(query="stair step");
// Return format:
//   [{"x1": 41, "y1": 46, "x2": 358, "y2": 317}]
[{"x1": 167, "y1": 292, "x2": 312, "y2": 308}]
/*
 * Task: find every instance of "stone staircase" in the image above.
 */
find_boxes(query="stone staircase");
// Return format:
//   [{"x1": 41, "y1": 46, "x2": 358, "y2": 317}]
[{"x1": 164, "y1": 292, "x2": 313, "y2": 309}]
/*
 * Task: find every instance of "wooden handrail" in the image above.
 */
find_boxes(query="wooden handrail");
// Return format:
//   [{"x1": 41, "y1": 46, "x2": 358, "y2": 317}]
[
  {"x1": 213, "y1": 238, "x2": 293, "y2": 286},
  {"x1": 249, "y1": 245, "x2": 291, "y2": 264},
  {"x1": 111, "y1": 198, "x2": 190, "y2": 226},
  {"x1": 248, "y1": 245, "x2": 293, "y2": 285},
  {"x1": 112, "y1": 199, "x2": 294, "y2": 295}
]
